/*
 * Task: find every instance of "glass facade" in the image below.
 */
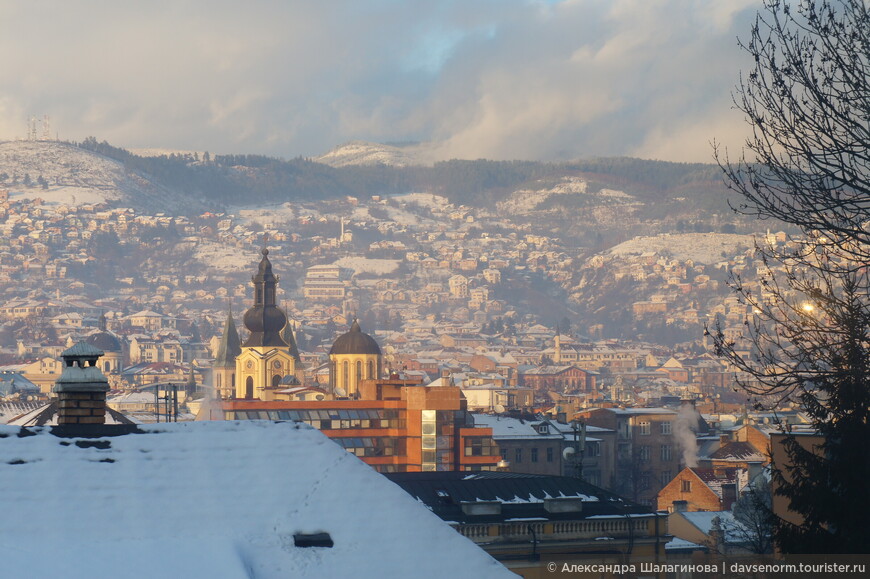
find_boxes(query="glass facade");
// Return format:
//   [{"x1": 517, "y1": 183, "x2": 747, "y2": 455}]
[{"x1": 228, "y1": 408, "x2": 404, "y2": 430}]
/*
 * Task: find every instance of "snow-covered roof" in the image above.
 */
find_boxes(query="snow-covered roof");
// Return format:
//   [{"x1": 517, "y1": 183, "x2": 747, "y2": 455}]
[
  {"x1": 679, "y1": 510, "x2": 748, "y2": 544},
  {"x1": 473, "y1": 414, "x2": 564, "y2": 440},
  {"x1": 0, "y1": 421, "x2": 511, "y2": 578}
]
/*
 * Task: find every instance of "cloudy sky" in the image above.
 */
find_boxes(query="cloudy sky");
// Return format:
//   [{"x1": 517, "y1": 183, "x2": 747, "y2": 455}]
[{"x1": 0, "y1": 0, "x2": 760, "y2": 163}]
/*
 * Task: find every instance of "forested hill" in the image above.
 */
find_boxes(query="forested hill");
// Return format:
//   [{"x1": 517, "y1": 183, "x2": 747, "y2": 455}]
[{"x1": 74, "y1": 137, "x2": 728, "y2": 210}]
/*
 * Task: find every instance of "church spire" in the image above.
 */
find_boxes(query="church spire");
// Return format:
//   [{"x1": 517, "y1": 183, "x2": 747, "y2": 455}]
[
  {"x1": 214, "y1": 309, "x2": 241, "y2": 367},
  {"x1": 242, "y1": 248, "x2": 289, "y2": 348},
  {"x1": 282, "y1": 316, "x2": 302, "y2": 364}
]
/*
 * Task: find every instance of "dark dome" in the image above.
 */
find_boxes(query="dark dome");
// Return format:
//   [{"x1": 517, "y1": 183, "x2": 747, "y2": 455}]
[
  {"x1": 243, "y1": 305, "x2": 288, "y2": 335},
  {"x1": 85, "y1": 331, "x2": 122, "y2": 352},
  {"x1": 329, "y1": 320, "x2": 381, "y2": 356}
]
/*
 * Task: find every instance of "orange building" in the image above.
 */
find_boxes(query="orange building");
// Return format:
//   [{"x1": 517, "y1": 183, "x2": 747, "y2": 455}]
[
  {"x1": 656, "y1": 466, "x2": 738, "y2": 512},
  {"x1": 202, "y1": 377, "x2": 500, "y2": 473}
]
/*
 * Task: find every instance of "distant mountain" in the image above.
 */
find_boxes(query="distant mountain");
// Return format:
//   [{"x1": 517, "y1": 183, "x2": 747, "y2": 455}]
[
  {"x1": 0, "y1": 140, "x2": 206, "y2": 212},
  {"x1": 0, "y1": 138, "x2": 735, "y2": 223},
  {"x1": 315, "y1": 141, "x2": 424, "y2": 168}
]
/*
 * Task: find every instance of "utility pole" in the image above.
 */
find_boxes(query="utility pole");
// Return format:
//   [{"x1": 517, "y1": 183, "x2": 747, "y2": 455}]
[{"x1": 572, "y1": 418, "x2": 586, "y2": 480}]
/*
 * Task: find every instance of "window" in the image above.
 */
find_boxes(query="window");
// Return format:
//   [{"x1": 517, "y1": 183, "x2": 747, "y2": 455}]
[
  {"x1": 660, "y1": 470, "x2": 673, "y2": 488},
  {"x1": 531, "y1": 448, "x2": 538, "y2": 463},
  {"x1": 515, "y1": 448, "x2": 523, "y2": 463},
  {"x1": 681, "y1": 479, "x2": 692, "y2": 493},
  {"x1": 638, "y1": 421, "x2": 651, "y2": 435},
  {"x1": 660, "y1": 421, "x2": 672, "y2": 435},
  {"x1": 638, "y1": 445, "x2": 651, "y2": 462},
  {"x1": 465, "y1": 437, "x2": 495, "y2": 456},
  {"x1": 547, "y1": 447, "x2": 554, "y2": 462},
  {"x1": 661, "y1": 445, "x2": 672, "y2": 461}
]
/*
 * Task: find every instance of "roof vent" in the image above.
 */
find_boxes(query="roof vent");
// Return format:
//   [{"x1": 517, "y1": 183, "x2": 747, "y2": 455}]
[
  {"x1": 460, "y1": 501, "x2": 502, "y2": 516},
  {"x1": 544, "y1": 497, "x2": 584, "y2": 514},
  {"x1": 293, "y1": 532, "x2": 333, "y2": 548}
]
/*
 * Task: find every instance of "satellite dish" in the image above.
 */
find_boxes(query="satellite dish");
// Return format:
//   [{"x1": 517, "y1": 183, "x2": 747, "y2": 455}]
[
  {"x1": 334, "y1": 387, "x2": 347, "y2": 398},
  {"x1": 562, "y1": 447, "x2": 576, "y2": 461},
  {"x1": 494, "y1": 404, "x2": 506, "y2": 414}
]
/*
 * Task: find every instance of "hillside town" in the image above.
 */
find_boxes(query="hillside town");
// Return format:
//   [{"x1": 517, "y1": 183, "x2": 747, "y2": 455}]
[{"x1": 0, "y1": 156, "x2": 815, "y2": 572}]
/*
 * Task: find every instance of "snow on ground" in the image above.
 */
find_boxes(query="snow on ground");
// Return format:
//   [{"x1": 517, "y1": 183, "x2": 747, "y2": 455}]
[
  {"x1": 315, "y1": 140, "x2": 423, "y2": 168},
  {"x1": 235, "y1": 203, "x2": 297, "y2": 226},
  {"x1": 0, "y1": 140, "x2": 126, "y2": 206},
  {"x1": 384, "y1": 204, "x2": 428, "y2": 227},
  {"x1": 0, "y1": 420, "x2": 511, "y2": 578},
  {"x1": 608, "y1": 233, "x2": 756, "y2": 264},
  {"x1": 391, "y1": 192, "x2": 451, "y2": 209},
  {"x1": 193, "y1": 241, "x2": 259, "y2": 273},
  {"x1": 333, "y1": 256, "x2": 401, "y2": 275},
  {"x1": 7, "y1": 185, "x2": 120, "y2": 206},
  {"x1": 497, "y1": 177, "x2": 635, "y2": 215}
]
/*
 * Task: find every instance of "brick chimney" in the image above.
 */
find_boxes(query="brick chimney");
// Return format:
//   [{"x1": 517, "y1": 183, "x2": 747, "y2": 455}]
[{"x1": 53, "y1": 342, "x2": 110, "y2": 425}]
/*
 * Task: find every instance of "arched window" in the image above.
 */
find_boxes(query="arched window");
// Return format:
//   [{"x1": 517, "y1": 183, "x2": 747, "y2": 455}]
[
  {"x1": 356, "y1": 361, "x2": 363, "y2": 383},
  {"x1": 231, "y1": 373, "x2": 235, "y2": 388},
  {"x1": 342, "y1": 361, "x2": 349, "y2": 390},
  {"x1": 245, "y1": 376, "x2": 254, "y2": 399},
  {"x1": 367, "y1": 360, "x2": 374, "y2": 379},
  {"x1": 216, "y1": 374, "x2": 222, "y2": 389},
  {"x1": 272, "y1": 374, "x2": 281, "y2": 388},
  {"x1": 104, "y1": 361, "x2": 111, "y2": 372}
]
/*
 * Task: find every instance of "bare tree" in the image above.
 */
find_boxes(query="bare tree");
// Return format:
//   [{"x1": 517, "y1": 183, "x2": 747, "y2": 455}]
[
  {"x1": 712, "y1": 0, "x2": 870, "y2": 554},
  {"x1": 732, "y1": 476, "x2": 774, "y2": 555},
  {"x1": 717, "y1": 0, "x2": 870, "y2": 262}
]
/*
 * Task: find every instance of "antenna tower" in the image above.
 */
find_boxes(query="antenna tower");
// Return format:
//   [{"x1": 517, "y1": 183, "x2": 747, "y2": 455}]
[{"x1": 27, "y1": 116, "x2": 38, "y2": 140}]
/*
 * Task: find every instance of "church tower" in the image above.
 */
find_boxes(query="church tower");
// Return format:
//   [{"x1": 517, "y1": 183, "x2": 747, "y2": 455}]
[
  {"x1": 212, "y1": 309, "x2": 241, "y2": 399},
  {"x1": 328, "y1": 319, "x2": 382, "y2": 398},
  {"x1": 235, "y1": 249, "x2": 301, "y2": 400}
]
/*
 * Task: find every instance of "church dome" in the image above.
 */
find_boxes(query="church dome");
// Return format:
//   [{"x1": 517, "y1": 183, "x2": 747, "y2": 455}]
[
  {"x1": 85, "y1": 313, "x2": 122, "y2": 352},
  {"x1": 329, "y1": 320, "x2": 381, "y2": 356},
  {"x1": 243, "y1": 306, "x2": 288, "y2": 338},
  {"x1": 85, "y1": 331, "x2": 122, "y2": 353}
]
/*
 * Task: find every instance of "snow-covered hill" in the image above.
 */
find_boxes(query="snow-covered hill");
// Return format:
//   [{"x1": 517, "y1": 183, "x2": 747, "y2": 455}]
[
  {"x1": 314, "y1": 140, "x2": 423, "y2": 168},
  {"x1": 608, "y1": 232, "x2": 756, "y2": 264},
  {"x1": 497, "y1": 176, "x2": 639, "y2": 216},
  {"x1": 0, "y1": 140, "x2": 203, "y2": 212}
]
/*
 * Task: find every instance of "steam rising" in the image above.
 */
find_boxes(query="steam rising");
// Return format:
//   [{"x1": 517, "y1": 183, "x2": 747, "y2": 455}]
[{"x1": 674, "y1": 404, "x2": 700, "y2": 468}]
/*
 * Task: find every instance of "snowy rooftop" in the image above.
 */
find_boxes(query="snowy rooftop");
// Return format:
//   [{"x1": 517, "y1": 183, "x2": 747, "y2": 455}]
[
  {"x1": 0, "y1": 420, "x2": 511, "y2": 578},
  {"x1": 473, "y1": 414, "x2": 564, "y2": 440}
]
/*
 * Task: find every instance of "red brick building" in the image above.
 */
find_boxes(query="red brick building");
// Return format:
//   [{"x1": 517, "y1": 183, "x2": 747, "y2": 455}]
[{"x1": 521, "y1": 365, "x2": 597, "y2": 394}]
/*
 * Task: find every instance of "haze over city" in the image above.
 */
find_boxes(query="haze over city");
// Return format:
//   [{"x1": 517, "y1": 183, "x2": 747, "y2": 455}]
[{"x1": 0, "y1": 0, "x2": 757, "y2": 162}]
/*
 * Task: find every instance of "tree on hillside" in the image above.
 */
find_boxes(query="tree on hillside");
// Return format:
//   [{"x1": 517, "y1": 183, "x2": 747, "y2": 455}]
[{"x1": 711, "y1": 0, "x2": 870, "y2": 554}]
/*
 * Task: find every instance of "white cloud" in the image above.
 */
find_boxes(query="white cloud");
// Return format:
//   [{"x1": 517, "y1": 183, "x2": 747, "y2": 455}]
[{"x1": 0, "y1": 0, "x2": 762, "y2": 162}]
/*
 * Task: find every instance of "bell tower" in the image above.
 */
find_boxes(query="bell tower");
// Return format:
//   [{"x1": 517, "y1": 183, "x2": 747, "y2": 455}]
[{"x1": 235, "y1": 249, "x2": 301, "y2": 399}]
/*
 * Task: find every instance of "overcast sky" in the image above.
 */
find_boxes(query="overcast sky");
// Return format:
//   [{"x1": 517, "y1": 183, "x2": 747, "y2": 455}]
[{"x1": 0, "y1": 0, "x2": 760, "y2": 163}]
